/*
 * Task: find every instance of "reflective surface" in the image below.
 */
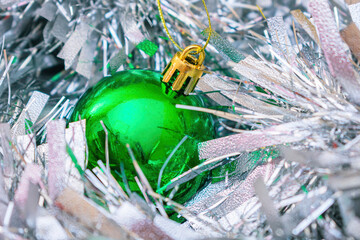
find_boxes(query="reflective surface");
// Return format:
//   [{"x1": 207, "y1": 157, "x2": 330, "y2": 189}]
[{"x1": 71, "y1": 70, "x2": 215, "y2": 202}]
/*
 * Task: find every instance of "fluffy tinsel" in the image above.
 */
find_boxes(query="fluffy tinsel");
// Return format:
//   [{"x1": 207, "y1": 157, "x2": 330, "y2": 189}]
[{"x1": 0, "y1": 0, "x2": 360, "y2": 239}]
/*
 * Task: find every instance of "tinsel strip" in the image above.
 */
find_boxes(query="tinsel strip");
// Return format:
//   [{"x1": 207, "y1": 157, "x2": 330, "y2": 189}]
[
  {"x1": 47, "y1": 120, "x2": 67, "y2": 200},
  {"x1": 55, "y1": 187, "x2": 135, "y2": 239},
  {"x1": 113, "y1": 202, "x2": 173, "y2": 240},
  {"x1": 341, "y1": 22, "x2": 360, "y2": 62},
  {"x1": 348, "y1": 3, "x2": 360, "y2": 30},
  {"x1": 57, "y1": 21, "x2": 92, "y2": 70},
  {"x1": 267, "y1": 16, "x2": 295, "y2": 63},
  {"x1": 16, "y1": 134, "x2": 35, "y2": 163},
  {"x1": 291, "y1": 9, "x2": 320, "y2": 45},
  {"x1": 64, "y1": 120, "x2": 86, "y2": 194},
  {"x1": 309, "y1": 0, "x2": 360, "y2": 104},
  {"x1": 14, "y1": 163, "x2": 43, "y2": 212},
  {"x1": 0, "y1": 123, "x2": 14, "y2": 178},
  {"x1": 11, "y1": 91, "x2": 49, "y2": 137},
  {"x1": 198, "y1": 118, "x2": 319, "y2": 159}
]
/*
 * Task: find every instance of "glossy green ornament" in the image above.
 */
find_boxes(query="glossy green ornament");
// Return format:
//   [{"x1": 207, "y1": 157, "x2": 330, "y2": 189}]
[{"x1": 70, "y1": 70, "x2": 215, "y2": 202}]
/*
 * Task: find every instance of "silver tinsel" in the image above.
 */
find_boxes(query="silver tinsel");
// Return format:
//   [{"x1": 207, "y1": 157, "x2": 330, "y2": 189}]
[{"x1": 1, "y1": 0, "x2": 360, "y2": 239}]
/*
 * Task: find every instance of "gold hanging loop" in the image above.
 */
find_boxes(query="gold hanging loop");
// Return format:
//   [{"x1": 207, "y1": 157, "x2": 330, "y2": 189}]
[
  {"x1": 157, "y1": 0, "x2": 212, "y2": 53},
  {"x1": 161, "y1": 44, "x2": 206, "y2": 97},
  {"x1": 179, "y1": 45, "x2": 205, "y2": 64},
  {"x1": 157, "y1": 0, "x2": 212, "y2": 97}
]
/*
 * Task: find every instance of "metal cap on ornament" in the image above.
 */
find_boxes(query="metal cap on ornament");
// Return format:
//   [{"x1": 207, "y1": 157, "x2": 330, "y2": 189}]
[{"x1": 161, "y1": 44, "x2": 205, "y2": 98}]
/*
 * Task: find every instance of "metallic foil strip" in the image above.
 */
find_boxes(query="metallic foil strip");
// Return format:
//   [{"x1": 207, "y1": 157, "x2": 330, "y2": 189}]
[
  {"x1": 113, "y1": 202, "x2": 173, "y2": 240},
  {"x1": 0, "y1": 0, "x2": 29, "y2": 8},
  {"x1": 349, "y1": 3, "x2": 360, "y2": 30},
  {"x1": 0, "y1": 167, "x2": 9, "y2": 227},
  {"x1": 187, "y1": 163, "x2": 274, "y2": 219},
  {"x1": 291, "y1": 9, "x2": 320, "y2": 46},
  {"x1": 24, "y1": 182, "x2": 40, "y2": 228},
  {"x1": 64, "y1": 120, "x2": 86, "y2": 194},
  {"x1": 219, "y1": 197, "x2": 259, "y2": 234},
  {"x1": 199, "y1": 74, "x2": 297, "y2": 118},
  {"x1": 136, "y1": 39, "x2": 159, "y2": 57},
  {"x1": 0, "y1": 123, "x2": 14, "y2": 178},
  {"x1": 341, "y1": 22, "x2": 360, "y2": 62},
  {"x1": 50, "y1": 14, "x2": 71, "y2": 43},
  {"x1": 11, "y1": 91, "x2": 49, "y2": 137},
  {"x1": 153, "y1": 215, "x2": 203, "y2": 240},
  {"x1": 309, "y1": 0, "x2": 360, "y2": 104},
  {"x1": 0, "y1": 56, "x2": 14, "y2": 93},
  {"x1": 0, "y1": 167, "x2": 7, "y2": 201},
  {"x1": 37, "y1": 1, "x2": 57, "y2": 21},
  {"x1": 43, "y1": 21, "x2": 54, "y2": 44},
  {"x1": 202, "y1": 28, "x2": 245, "y2": 63},
  {"x1": 185, "y1": 175, "x2": 233, "y2": 209},
  {"x1": 281, "y1": 147, "x2": 351, "y2": 169},
  {"x1": 55, "y1": 188, "x2": 135, "y2": 239},
  {"x1": 0, "y1": 14, "x2": 12, "y2": 37},
  {"x1": 292, "y1": 196, "x2": 336, "y2": 235},
  {"x1": 232, "y1": 92, "x2": 298, "y2": 119},
  {"x1": 338, "y1": 195, "x2": 360, "y2": 238},
  {"x1": 328, "y1": 171, "x2": 360, "y2": 191},
  {"x1": 102, "y1": 38, "x2": 108, "y2": 77},
  {"x1": 7, "y1": 1, "x2": 36, "y2": 42},
  {"x1": 198, "y1": 118, "x2": 319, "y2": 160},
  {"x1": 254, "y1": 178, "x2": 287, "y2": 238},
  {"x1": 47, "y1": 120, "x2": 67, "y2": 200},
  {"x1": 55, "y1": 1, "x2": 71, "y2": 22},
  {"x1": 121, "y1": 14, "x2": 145, "y2": 44},
  {"x1": 109, "y1": 48, "x2": 128, "y2": 74},
  {"x1": 276, "y1": 187, "x2": 333, "y2": 235},
  {"x1": 14, "y1": 163, "x2": 42, "y2": 212},
  {"x1": 57, "y1": 21, "x2": 92, "y2": 70},
  {"x1": 36, "y1": 143, "x2": 48, "y2": 164},
  {"x1": 232, "y1": 56, "x2": 299, "y2": 103},
  {"x1": 276, "y1": 186, "x2": 328, "y2": 209},
  {"x1": 76, "y1": 39, "x2": 96, "y2": 79},
  {"x1": 199, "y1": 74, "x2": 238, "y2": 91},
  {"x1": 35, "y1": 211, "x2": 68, "y2": 240},
  {"x1": 16, "y1": 134, "x2": 35, "y2": 163},
  {"x1": 166, "y1": 152, "x2": 241, "y2": 191},
  {"x1": 196, "y1": 74, "x2": 234, "y2": 106},
  {"x1": 346, "y1": 0, "x2": 360, "y2": 5},
  {"x1": 95, "y1": 161, "x2": 127, "y2": 200},
  {"x1": 108, "y1": 23, "x2": 123, "y2": 48},
  {"x1": 267, "y1": 16, "x2": 295, "y2": 63}
]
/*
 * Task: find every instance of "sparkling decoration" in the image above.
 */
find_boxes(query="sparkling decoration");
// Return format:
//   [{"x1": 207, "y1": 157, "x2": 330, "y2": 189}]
[
  {"x1": 2, "y1": 0, "x2": 360, "y2": 239},
  {"x1": 70, "y1": 70, "x2": 215, "y2": 202}
]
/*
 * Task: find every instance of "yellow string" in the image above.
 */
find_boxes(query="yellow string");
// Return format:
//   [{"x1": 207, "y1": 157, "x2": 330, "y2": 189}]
[
  {"x1": 256, "y1": 4, "x2": 267, "y2": 21},
  {"x1": 157, "y1": 0, "x2": 212, "y2": 53}
]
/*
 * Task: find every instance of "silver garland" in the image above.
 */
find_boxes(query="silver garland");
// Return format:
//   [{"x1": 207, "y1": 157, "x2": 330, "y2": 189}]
[{"x1": 0, "y1": 0, "x2": 360, "y2": 239}]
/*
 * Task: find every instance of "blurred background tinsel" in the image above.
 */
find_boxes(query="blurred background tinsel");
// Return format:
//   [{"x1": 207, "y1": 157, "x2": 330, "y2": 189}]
[{"x1": 1, "y1": 0, "x2": 360, "y2": 239}]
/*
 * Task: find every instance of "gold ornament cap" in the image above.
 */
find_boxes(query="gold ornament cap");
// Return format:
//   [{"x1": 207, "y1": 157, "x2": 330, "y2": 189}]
[{"x1": 161, "y1": 45, "x2": 205, "y2": 98}]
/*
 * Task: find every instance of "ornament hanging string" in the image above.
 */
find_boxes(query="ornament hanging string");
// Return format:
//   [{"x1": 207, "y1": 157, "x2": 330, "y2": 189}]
[{"x1": 157, "y1": 0, "x2": 212, "y2": 53}]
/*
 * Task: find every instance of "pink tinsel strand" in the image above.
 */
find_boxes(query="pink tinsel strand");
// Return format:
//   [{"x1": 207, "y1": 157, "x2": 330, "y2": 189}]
[
  {"x1": 47, "y1": 120, "x2": 67, "y2": 200},
  {"x1": 14, "y1": 163, "x2": 44, "y2": 210},
  {"x1": 309, "y1": 0, "x2": 360, "y2": 104}
]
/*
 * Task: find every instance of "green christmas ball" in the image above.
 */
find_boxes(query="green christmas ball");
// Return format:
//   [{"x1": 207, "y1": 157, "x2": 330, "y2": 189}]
[{"x1": 70, "y1": 69, "x2": 215, "y2": 202}]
